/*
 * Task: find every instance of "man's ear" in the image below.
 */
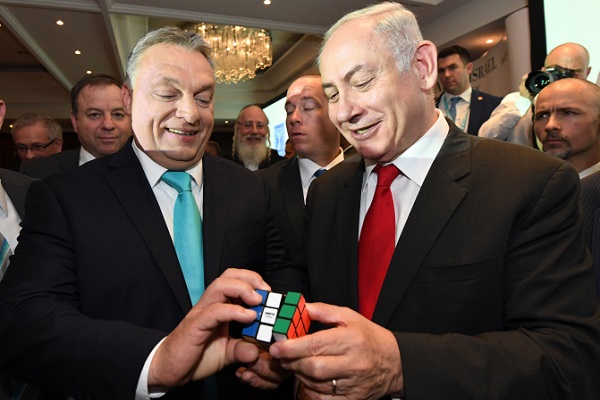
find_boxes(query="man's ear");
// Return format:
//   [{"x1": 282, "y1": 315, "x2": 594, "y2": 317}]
[
  {"x1": 0, "y1": 100, "x2": 6, "y2": 128},
  {"x1": 70, "y1": 111, "x2": 78, "y2": 133},
  {"x1": 415, "y1": 41, "x2": 438, "y2": 91},
  {"x1": 122, "y1": 84, "x2": 133, "y2": 115},
  {"x1": 466, "y1": 62, "x2": 473, "y2": 75}
]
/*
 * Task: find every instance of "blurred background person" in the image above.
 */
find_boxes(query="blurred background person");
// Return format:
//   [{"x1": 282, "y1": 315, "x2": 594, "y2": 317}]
[
  {"x1": 231, "y1": 105, "x2": 284, "y2": 171},
  {"x1": 10, "y1": 113, "x2": 62, "y2": 165},
  {"x1": 20, "y1": 73, "x2": 132, "y2": 179}
]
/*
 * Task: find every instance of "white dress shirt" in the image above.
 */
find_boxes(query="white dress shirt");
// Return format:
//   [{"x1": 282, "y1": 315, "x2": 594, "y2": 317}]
[
  {"x1": 132, "y1": 141, "x2": 204, "y2": 399},
  {"x1": 78, "y1": 146, "x2": 97, "y2": 166},
  {"x1": 359, "y1": 111, "x2": 449, "y2": 243},
  {"x1": 440, "y1": 87, "x2": 471, "y2": 132},
  {"x1": 579, "y1": 161, "x2": 600, "y2": 179},
  {"x1": 298, "y1": 148, "x2": 345, "y2": 202},
  {"x1": 478, "y1": 91, "x2": 535, "y2": 147},
  {"x1": 0, "y1": 181, "x2": 22, "y2": 252}
]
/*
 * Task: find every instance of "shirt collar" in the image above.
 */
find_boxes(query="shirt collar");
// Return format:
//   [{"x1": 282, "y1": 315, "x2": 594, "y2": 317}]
[
  {"x1": 132, "y1": 140, "x2": 203, "y2": 188},
  {"x1": 364, "y1": 110, "x2": 449, "y2": 187},
  {"x1": 0, "y1": 181, "x2": 7, "y2": 218},
  {"x1": 79, "y1": 147, "x2": 96, "y2": 166},
  {"x1": 443, "y1": 86, "x2": 472, "y2": 104},
  {"x1": 579, "y1": 161, "x2": 600, "y2": 179},
  {"x1": 298, "y1": 148, "x2": 344, "y2": 187}
]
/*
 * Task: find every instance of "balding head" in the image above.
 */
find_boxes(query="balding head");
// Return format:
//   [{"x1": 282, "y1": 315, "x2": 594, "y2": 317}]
[
  {"x1": 534, "y1": 78, "x2": 600, "y2": 173},
  {"x1": 545, "y1": 43, "x2": 591, "y2": 79}
]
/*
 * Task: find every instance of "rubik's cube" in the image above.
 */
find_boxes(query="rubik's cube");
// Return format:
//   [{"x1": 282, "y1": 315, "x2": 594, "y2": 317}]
[{"x1": 242, "y1": 290, "x2": 310, "y2": 348}]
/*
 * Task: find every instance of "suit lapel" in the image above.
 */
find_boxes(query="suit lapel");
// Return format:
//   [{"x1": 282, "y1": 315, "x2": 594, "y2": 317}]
[
  {"x1": 335, "y1": 161, "x2": 364, "y2": 311},
  {"x1": 372, "y1": 128, "x2": 471, "y2": 326},
  {"x1": 201, "y1": 155, "x2": 228, "y2": 286},
  {"x1": 280, "y1": 158, "x2": 305, "y2": 249},
  {"x1": 467, "y1": 90, "x2": 482, "y2": 135},
  {"x1": 104, "y1": 145, "x2": 192, "y2": 312}
]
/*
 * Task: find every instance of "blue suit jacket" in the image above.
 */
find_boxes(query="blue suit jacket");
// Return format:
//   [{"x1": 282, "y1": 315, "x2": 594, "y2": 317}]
[{"x1": 436, "y1": 89, "x2": 502, "y2": 135}]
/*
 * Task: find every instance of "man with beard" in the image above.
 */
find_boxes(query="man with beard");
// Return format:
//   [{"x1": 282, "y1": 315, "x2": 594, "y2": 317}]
[
  {"x1": 231, "y1": 105, "x2": 284, "y2": 171},
  {"x1": 534, "y1": 78, "x2": 600, "y2": 178}
]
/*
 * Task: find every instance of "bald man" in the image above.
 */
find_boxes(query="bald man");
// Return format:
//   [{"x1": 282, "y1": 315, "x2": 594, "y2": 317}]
[
  {"x1": 256, "y1": 75, "x2": 343, "y2": 267},
  {"x1": 479, "y1": 42, "x2": 591, "y2": 147},
  {"x1": 533, "y1": 78, "x2": 600, "y2": 177}
]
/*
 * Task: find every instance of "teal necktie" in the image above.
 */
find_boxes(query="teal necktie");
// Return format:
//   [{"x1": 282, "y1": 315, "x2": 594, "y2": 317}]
[
  {"x1": 448, "y1": 96, "x2": 460, "y2": 121},
  {"x1": 161, "y1": 171, "x2": 204, "y2": 305},
  {"x1": 0, "y1": 232, "x2": 11, "y2": 282}
]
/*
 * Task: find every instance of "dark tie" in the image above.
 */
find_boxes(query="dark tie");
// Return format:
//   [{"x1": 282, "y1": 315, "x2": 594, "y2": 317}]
[
  {"x1": 448, "y1": 96, "x2": 460, "y2": 121},
  {"x1": 161, "y1": 171, "x2": 204, "y2": 305},
  {"x1": 313, "y1": 168, "x2": 327, "y2": 178},
  {"x1": 358, "y1": 164, "x2": 400, "y2": 320}
]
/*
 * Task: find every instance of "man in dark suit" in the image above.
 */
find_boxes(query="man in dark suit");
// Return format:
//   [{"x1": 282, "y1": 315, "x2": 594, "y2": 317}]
[
  {"x1": 0, "y1": 98, "x2": 37, "y2": 398},
  {"x1": 581, "y1": 171, "x2": 600, "y2": 302},
  {"x1": 20, "y1": 73, "x2": 132, "y2": 179},
  {"x1": 252, "y1": 3, "x2": 600, "y2": 399},
  {"x1": 231, "y1": 105, "x2": 284, "y2": 171},
  {"x1": 435, "y1": 45, "x2": 501, "y2": 135},
  {"x1": 0, "y1": 27, "x2": 303, "y2": 399},
  {"x1": 257, "y1": 75, "x2": 343, "y2": 267}
]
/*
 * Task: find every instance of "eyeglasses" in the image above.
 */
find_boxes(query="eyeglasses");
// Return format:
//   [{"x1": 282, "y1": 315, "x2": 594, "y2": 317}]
[
  {"x1": 15, "y1": 139, "x2": 57, "y2": 153},
  {"x1": 237, "y1": 120, "x2": 267, "y2": 130}
]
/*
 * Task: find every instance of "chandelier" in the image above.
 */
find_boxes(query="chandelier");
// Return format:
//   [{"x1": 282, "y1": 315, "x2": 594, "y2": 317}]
[{"x1": 191, "y1": 23, "x2": 273, "y2": 84}]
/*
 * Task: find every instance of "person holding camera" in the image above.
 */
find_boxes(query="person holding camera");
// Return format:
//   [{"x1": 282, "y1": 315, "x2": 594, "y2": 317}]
[{"x1": 479, "y1": 42, "x2": 591, "y2": 147}]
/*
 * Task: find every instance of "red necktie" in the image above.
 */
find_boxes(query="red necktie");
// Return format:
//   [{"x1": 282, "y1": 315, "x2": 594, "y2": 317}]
[{"x1": 358, "y1": 164, "x2": 400, "y2": 319}]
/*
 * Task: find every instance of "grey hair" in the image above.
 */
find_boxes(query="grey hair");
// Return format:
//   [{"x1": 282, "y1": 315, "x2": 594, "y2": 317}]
[
  {"x1": 11, "y1": 113, "x2": 63, "y2": 141},
  {"x1": 318, "y1": 2, "x2": 423, "y2": 73},
  {"x1": 126, "y1": 26, "x2": 215, "y2": 89}
]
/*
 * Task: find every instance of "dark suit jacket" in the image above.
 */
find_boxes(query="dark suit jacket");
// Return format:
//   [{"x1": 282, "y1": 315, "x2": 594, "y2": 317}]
[
  {"x1": 256, "y1": 157, "x2": 305, "y2": 269},
  {"x1": 19, "y1": 148, "x2": 80, "y2": 179},
  {"x1": 580, "y1": 171, "x2": 600, "y2": 301},
  {"x1": 305, "y1": 124, "x2": 600, "y2": 399},
  {"x1": 232, "y1": 149, "x2": 285, "y2": 170},
  {"x1": 0, "y1": 169, "x2": 35, "y2": 218},
  {"x1": 0, "y1": 143, "x2": 304, "y2": 399},
  {"x1": 436, "y1": 89, "x2": 501, "y2": 135}
]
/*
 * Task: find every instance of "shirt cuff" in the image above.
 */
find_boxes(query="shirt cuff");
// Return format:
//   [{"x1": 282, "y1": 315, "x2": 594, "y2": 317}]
[{"x1": 135, "y1": 337, "x2": 167, "y2": 400}]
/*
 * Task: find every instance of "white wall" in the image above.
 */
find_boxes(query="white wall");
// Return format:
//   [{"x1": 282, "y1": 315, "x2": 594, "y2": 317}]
[{"x1": 544, "y1": 0, "x2": 600, "y2": 84}]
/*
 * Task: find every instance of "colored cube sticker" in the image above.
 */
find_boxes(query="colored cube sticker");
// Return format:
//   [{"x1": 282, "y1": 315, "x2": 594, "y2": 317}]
[{"x1": 242, "y1": 289, "x2": 310, "y2": 348}]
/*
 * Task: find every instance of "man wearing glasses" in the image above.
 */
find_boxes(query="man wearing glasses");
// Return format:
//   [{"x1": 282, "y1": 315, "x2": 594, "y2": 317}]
[
  {"x1": 231, "y1": 105, "x2": 284, "y2": 171},
  {"x1": 10, "y1": 113, "x2": 63, "y2": 165}
]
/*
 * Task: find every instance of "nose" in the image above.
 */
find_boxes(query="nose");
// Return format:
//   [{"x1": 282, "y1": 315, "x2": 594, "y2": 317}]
[
  {"x1": 24, "y1": 149, "x2": 38, "y2": 161},
  {"x1": 176, "y1": 95, "x2": 200, "y2": 124},
  {"x1": 332, "y1": 91, "x2": 360, "y2": 127},
  {"x1": 544, "y1": 113, "x2": 561, "y2": 132},
  {"x1": 101, "y1": 114, "x2": 115, "y2": 130},
  {"x1": 288, "y1": 108, "x2": 302, "y2": 126}
]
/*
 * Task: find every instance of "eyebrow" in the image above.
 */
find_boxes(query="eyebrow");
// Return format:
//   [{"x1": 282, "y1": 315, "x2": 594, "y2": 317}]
[{"x1": 322, "y1": 64, "x2": 367, "y2": 91}]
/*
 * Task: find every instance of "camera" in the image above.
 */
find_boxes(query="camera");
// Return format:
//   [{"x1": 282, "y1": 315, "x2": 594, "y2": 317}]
[{"x1": 525, "y1": 66, "x2": 576, "y2": 96}]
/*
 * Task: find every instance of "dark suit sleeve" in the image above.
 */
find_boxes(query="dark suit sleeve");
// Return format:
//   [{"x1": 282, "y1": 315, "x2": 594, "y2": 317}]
[
  {"x1": 396, "y1": 163, "x2": 600, "y2": 399},
  {"x1": 0, "y1": 180, "x2": 164, "y2": 399}
]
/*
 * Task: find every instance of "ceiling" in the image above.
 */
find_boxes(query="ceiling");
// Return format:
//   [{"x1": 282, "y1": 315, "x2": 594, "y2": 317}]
[{"x1": 0, "y1": 0, "x2": 520, "y2": 131}]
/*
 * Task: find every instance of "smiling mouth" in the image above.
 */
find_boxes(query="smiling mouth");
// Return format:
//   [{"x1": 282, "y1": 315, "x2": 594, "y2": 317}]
[{"x1": 168, "y1": 128, "x2": 196, "y2": 136}]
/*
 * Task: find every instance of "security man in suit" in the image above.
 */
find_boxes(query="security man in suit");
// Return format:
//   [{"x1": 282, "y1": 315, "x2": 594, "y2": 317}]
[
  {"x1": 0, "y1": 27, "x2": 304, "y2": 399},
  {"x1": 436, "y1": 45, "x2": 501, "y2": 135},
  {"x1": 257, "y1": 74, "x2": 344, "y2": 267},
  {"x1": 239, "y1": 3, "x2": 600, "y2": 399}
]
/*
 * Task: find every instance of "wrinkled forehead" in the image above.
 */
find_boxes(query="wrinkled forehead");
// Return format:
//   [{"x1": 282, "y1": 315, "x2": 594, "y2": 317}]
[{"x1": 545, "y1": 50, "x2": 587, "y2": 72}]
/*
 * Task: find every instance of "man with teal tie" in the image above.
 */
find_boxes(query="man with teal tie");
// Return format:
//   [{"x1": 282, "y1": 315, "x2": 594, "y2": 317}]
[{"x1": 0, "y1": 27, "x2": 303, "y2": 399}]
